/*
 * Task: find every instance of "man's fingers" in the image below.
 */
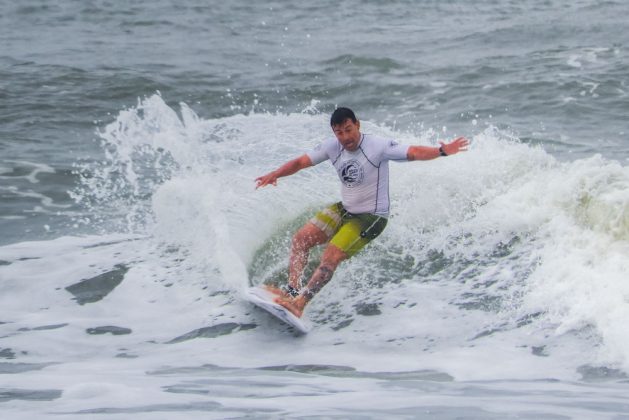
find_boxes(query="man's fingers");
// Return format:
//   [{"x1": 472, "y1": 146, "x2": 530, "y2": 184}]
[
  {"x1": 452, "y1": 137, "x2": 470, "y2": 152},
  {"x1": 255, "y1": 177, "x2": 267, "y2": 189},
  {"x1": 439, "y1": 136, "x2": 470, "y2": 155},
  {"x1": 254, "y1": 176, "x2": 278, "y2": 189}
]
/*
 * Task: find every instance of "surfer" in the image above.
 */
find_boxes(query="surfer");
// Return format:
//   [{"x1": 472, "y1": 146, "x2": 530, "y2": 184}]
[{"x1": 255, "y1": 107, "x2": 469, "y2": 317}]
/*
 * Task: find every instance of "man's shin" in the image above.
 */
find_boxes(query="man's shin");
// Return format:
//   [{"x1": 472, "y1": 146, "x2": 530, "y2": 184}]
[
  {"x1": 288, "y1": 250, "x2": 309, "y2": 288},
  {"x1": 302, "y1": 265, "x2": 335, "y2": 302}
]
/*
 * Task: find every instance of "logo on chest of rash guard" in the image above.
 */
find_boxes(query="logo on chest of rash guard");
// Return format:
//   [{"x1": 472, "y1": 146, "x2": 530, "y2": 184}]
[{"x1": 339, "y1": 159, "x2": 364, "y2": 188}]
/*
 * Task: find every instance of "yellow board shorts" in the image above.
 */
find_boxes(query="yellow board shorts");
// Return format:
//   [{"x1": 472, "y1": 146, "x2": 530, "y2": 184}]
[{"x1": 310, "y1": 202, "x2": 388, "y2": 257}]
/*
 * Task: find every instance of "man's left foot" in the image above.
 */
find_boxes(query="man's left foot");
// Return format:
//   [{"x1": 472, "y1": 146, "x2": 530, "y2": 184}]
[{"x1": 264, "y1": 284, "x2": 288, "y2": 297}]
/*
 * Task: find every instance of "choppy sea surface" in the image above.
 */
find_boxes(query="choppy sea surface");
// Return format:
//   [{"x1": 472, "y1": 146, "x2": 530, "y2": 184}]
[{"x1": 2, "y1": 1, "x2": 629, "y2": 418}]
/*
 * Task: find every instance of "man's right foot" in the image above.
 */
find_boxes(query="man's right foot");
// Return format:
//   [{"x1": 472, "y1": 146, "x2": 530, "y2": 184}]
[{"x1": 274, "y1": 295, "x2": 305, "y2": 318}]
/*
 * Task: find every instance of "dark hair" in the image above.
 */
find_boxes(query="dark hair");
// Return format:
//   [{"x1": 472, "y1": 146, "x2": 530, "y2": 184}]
[{"x1": 330, "y1": 107, "x2": 357, "y2": 126}]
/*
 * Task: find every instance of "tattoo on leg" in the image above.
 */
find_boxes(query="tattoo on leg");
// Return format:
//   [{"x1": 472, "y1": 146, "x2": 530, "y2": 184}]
[{"x1": 303, "y1": 265, "x2": 334, "y2": 302}]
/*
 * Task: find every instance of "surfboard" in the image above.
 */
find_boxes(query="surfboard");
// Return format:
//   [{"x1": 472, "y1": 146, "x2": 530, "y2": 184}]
[{"x1": 244, "y1": 286, "x2": 310, "y2": 334}]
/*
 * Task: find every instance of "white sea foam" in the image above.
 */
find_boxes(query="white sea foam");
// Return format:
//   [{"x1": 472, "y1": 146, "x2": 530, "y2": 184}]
[{"x1": 2, "y1": 94, "x2": 629, "y2": 416}]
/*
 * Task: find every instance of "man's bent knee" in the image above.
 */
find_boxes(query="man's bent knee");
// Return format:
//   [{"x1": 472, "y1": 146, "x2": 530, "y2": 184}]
[{"x1": 293, "y1": 223, "x2": 328, "y2": 249}]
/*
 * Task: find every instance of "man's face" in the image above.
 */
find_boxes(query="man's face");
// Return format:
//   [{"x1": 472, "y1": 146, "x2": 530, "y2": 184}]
[{"x1": 332, "y1": 118, "x2": 361, "y2": 151}]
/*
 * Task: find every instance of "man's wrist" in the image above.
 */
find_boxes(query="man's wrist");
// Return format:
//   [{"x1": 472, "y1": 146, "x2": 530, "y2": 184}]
[{"x1": 439, "y1": 145, "x2": 448, "y2": 157}]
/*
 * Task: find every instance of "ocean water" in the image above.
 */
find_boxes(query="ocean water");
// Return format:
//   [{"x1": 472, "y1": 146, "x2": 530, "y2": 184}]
[{"x1": 2, "y1": 0, "x2": 629, "y2": 418}]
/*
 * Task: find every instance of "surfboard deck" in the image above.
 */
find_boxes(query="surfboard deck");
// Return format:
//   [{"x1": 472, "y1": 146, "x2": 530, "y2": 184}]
[{"x1": 244, "y1": 286, "x2": 310, "y2": 334}]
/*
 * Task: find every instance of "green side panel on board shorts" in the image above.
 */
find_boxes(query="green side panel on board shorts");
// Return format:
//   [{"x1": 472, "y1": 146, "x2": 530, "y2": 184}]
[{"x1": 310, "y1": 202, "x2": 387, "y2": 257}]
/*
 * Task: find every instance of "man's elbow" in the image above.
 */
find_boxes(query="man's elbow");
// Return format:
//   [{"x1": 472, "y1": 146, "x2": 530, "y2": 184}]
[{"x1": 298, "y1": 154, "x2": 313, "y2": 168}]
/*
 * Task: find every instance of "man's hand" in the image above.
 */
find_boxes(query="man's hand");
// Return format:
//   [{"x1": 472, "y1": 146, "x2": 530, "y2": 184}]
[
  {"x1": 255, "y1": 171, "x2": 278, "y2": 189},
  {"x1": 407, "y1": 136, "x2": 471, "y2": 161},
  {"x1": 440, "y1": 136, "x2": 469, "y2": 156},
  {"x1": 254, "y1": 154, "x2": 313, "y2": 189}
]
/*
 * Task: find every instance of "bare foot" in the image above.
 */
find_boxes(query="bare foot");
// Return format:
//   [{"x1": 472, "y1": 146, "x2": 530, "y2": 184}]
[{"x1": 274, "y1": 295, "x2": 305, "y2": 318}]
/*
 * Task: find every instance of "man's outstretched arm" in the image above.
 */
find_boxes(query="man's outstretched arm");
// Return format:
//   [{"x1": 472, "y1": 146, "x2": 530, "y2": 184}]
[
  {"x1": 255, "y1": 154, "x2": 313, "y2": 189},
  {"x1": 407, "y1": 136, "x2": 469, "y2": 161}
]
